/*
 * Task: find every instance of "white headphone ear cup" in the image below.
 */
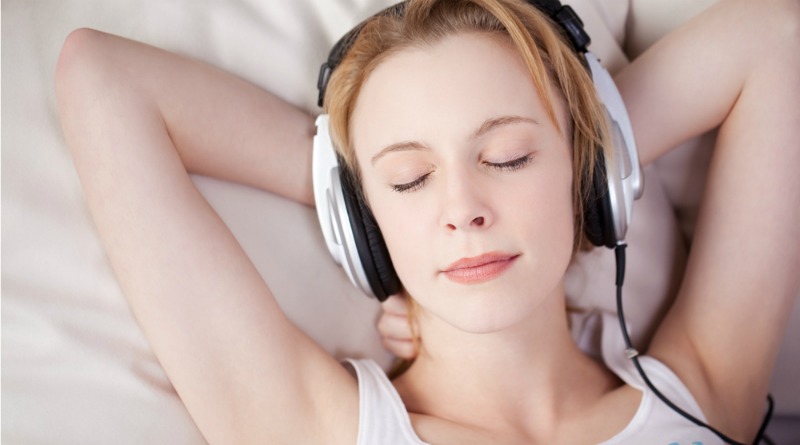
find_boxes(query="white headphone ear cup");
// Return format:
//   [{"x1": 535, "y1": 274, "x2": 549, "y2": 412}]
[
  {"x1": 583, "y1": 52, "x2": 644, "y2": 245},
  {"x1": 313, "y1": 114, "x2": 367, "y2": 292},
  {"x1": 312, "y1": 114, "x2": 398, "y2": 300}
]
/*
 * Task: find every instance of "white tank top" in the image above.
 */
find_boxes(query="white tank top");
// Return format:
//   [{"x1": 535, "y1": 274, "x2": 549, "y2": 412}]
[{"x1": 343, "y1": 312, "x2": 723, "y2": 445}]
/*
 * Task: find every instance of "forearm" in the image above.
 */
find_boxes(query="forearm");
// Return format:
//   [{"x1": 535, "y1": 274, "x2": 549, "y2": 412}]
[
  {"x1": 614, "y1": 0, "x2": 798, "y2": 167},
  {"x1": 623, "y1": 0, "x2": 800, "y2": 438},
  {"x1": 59, "y1": 29, "x2": 316, "y2": 205}
]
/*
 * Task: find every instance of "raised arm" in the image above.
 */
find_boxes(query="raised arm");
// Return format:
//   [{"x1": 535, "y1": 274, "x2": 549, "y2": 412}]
[
  {"x1": 614, "y1": 0, "x2": 800, "y2": 440},
  {"x1": 56, "y1": 29, "x2": 358, "y2": 444}
]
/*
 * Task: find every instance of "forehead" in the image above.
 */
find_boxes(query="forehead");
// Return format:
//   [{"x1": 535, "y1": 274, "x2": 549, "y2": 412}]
[{"x1": 350, "y1": 32, "x2": 558, "y2": 159}]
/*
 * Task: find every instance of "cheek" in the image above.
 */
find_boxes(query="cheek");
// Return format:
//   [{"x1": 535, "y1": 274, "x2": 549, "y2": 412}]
[
  {"x1": 514, "y1": 166, "x2": 576, "y2": 271},
  {"x1": 530, "y1": 190, "x2": 575, "y2": 262}
]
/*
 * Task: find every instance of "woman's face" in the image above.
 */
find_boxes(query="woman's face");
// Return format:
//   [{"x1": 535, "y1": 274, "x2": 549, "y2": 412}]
[{"x1": 350, "y1": 32, "x2": 575, "y2": 333}]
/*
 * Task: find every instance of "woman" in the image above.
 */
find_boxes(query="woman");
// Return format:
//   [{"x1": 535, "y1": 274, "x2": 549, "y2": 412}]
[{"x1": 56, "y1": 0, "x2": 799, "y2": 443}]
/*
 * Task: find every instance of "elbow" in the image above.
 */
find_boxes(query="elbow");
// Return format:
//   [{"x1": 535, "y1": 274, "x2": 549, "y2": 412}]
[
  {"x1": 55, "y1": 28, "x2": 105, "y2": 102},
  {"x1": 55, "y1": 28, "x2": 116, "y2": 158},
  {"x1": 55, "y1": 28, "x2": 122, "y2": 113}
]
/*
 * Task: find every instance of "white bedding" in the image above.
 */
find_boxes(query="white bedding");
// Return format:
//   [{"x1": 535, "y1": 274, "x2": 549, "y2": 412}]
[{"x1": 2, "y1": 0, "x2": 798, "y2": 443}]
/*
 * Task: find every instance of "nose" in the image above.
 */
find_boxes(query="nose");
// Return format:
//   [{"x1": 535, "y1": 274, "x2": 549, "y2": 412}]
[{"x1": 439, "y1": 171, "x2": 493, "y2": 232}]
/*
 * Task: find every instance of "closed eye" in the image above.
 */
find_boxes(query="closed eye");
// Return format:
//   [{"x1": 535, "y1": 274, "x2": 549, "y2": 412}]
[
  {"x1": 391, "y1": 172, "x2": 433, "y2": 193},
  {"x1": 390, "y1": 154, "x2": 531, "y2": 193},
  {"x1": 485, "y1": 154, "x2": 533, "y2": 171}
]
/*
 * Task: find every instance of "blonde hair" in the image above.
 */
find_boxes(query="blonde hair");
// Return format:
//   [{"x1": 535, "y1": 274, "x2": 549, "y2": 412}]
[{"x1": 324, "y1": 0, "x2": 609, "y2": 254}]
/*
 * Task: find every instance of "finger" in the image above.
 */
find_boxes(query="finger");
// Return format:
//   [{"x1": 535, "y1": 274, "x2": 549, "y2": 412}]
[
  {"x1": 377, "y1": 312, "x2": 414, "y2": 341},
  {"x1": 381, "y1": 294, "x2": 410, "y2": 316},
  {"x1": 382, "y1": 338, "x2": 418, "y2": 360}
]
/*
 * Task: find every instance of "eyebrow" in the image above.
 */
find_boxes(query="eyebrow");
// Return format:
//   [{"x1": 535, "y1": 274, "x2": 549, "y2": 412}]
[
  {"x1": 473, "y1": 115, "x2": 539, "y2": 139},
  {"x1": 370, "y1": 141, "x2": 430, "y2": 165},
  {"x1": 370, "y1": 115, "x2": 539, "y2": 165}
]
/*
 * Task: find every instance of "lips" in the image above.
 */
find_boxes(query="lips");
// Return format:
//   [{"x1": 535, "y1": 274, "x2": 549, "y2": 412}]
[{"x1": 442, "y1": 252, "x2": 519, "y2": 284}]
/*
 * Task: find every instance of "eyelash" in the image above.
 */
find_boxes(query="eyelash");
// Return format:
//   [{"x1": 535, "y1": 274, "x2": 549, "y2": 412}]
[
  {"x1": 390, "y1": 154, "x2": 533, "y2": 193},
  {"x1": 486, "y1": 154, "x2": 533, "y2": 172},
  {"x1": 392, "y1": 172, "x2": 432, "y2": 193}
]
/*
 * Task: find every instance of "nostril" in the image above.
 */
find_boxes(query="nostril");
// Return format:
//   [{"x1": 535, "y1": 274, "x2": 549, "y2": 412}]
[{"x1": 445, "y1": 216, "x2": 486, "y2": 231}]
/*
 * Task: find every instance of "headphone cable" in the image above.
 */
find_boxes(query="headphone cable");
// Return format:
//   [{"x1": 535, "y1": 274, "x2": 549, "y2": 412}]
[{"x1": 613, "y1": 243, "x2": 774, "y2": 445}]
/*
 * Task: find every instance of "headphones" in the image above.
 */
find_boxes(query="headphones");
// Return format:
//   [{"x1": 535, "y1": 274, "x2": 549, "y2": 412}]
[{"x1": 312, "y1": 0, "x2": 643, "y2": 301}]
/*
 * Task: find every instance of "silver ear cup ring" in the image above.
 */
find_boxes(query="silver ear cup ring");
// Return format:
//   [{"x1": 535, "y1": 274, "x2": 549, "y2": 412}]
[{"x1": 584, "y1": 51, "x2": 643, "y2": 246}]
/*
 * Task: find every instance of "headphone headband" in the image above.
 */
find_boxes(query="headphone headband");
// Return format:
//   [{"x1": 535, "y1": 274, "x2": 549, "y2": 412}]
[
  {"x1": 317, "y1": 2, "x2": 407, "y2": 107},
  {"x1": 318, "y1": 0, "x2": 589, "y2": 107}
]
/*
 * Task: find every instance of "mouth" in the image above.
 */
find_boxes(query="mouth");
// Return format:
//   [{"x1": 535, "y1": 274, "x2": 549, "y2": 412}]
[{"x1": 442, "y1": 252, "x2": 519, "y2": 284}]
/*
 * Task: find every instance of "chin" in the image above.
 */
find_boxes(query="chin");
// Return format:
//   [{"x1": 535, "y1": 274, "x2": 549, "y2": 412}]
[
  {"x1": 465, "y1": 299, "x2": 542, "y2": 334},
  {"x1": 414, "y1": 281, "x2": 550, "y2": 334}
]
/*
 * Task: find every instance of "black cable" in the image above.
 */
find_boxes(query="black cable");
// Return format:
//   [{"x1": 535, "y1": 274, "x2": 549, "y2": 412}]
[
  {"x1": 613, "y1": 243, "x2": 775, "y2": 445},
  {"x1": 754, "y1": 395, "x2": 775, "y2": 445}
]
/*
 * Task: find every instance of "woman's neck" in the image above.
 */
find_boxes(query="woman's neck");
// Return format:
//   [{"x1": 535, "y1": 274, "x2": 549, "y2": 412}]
[{"x1": 392, "y1": 289, "x2": 617, "y2": 439}]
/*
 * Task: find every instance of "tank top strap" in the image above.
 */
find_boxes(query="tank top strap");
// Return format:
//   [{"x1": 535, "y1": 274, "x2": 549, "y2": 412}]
[{"x1": 343, "y1": 358, "x2": 430, "y2": 445}]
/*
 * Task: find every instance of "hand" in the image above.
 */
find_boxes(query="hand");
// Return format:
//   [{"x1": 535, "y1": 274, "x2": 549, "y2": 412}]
[{"x1": 377, "y1": 294, "x2": 419, "y2": 359}]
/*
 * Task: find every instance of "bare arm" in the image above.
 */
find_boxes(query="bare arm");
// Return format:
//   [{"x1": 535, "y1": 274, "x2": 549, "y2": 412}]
[
  {"x1": 615, "y1": 0, "x2": 800, "y2": 440},
  {"x1": 56, "y1": 29, "x2": 357, "y2": 444}
]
